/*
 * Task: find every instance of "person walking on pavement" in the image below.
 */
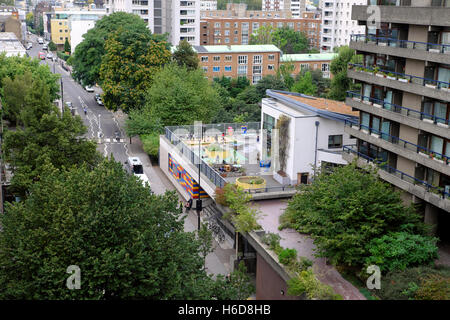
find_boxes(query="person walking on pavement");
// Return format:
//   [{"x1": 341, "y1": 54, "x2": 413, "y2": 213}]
[{"x1": 83, "y1": 106, "x2": 87, "y2": 115}]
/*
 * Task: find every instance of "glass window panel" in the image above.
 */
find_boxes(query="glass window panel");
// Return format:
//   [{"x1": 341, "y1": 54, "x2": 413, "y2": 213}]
[
  {"x1": 446, "y1": 141, "x2": 450, "y2": 158},
  {"x1": 384, "y1": 90, "x2": 393, "y2": 110},
  {"x1": 438, "y1": 67, "x2": 450, "y2": 89},
  {"x1": 361, "y1": 112, "x2": 370, "y2": 128},
  {"x1": 381, "y1": 121, "x2": 390, "y2": 141},
  {"x1": 431, "y1": 136, "x2": 444, "y2": 155},
  {"x1": 373, "y1": 87, "x2": 383, "y2": 101},
  {"x1": 363, "y1": 84, "x2": 372, "y2": 101},
  {"x1": 372, "y1": 117, "x2": 381, "y2": 132},
  {"x1": 434, "y1": 102, "x2": 447, "y2": 123}
]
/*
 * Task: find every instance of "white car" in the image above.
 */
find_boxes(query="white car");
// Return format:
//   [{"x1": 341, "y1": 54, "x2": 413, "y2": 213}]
[
  {"x1": 126, "y1": 157, "x2": 151, "y2": 188},
  {"x1": 85, "y1": 85, "x2": 94, "y2": 92},
  {"x1": 46, "y1": 52, "x2": 53, "y2": 59},
  {"x1": 38, "y1": 37, "x2": 43, "y2": 44},
  {"x1": 26, "y1": 43, "x2": 32, "y2": 50}
]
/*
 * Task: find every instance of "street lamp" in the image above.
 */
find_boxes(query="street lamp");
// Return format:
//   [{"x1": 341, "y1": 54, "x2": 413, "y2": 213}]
[{"x1": 196, "y1": 122, "x2": 203, "y2": 231}]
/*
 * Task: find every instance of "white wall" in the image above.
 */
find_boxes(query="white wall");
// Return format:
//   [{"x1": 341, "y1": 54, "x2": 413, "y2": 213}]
[{"x1": 70, "y1": 20, "x2": 96, "y2": 54}]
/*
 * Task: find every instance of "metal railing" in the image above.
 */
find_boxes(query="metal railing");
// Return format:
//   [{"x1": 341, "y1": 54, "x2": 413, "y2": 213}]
[
  {"x1": 350, "y1": 34, "x2": 450, "y2": 54},
  {"x1": 347, "y1": 91, "x2": 450, "y2": 126},
  {"x1": 241, "y1": 185, "x2": 297, "y2": 194},
  {"x1": 348, "y1": 63, "x2": 450, "y2": 90},
  {"x1": 343, "y1": 145, "x2": 450, "y2": 199},
  {"x1": 165, "y1": 122, "x2": 261, "y2": 138},
  {"x1": 165, "y1": 127, "x2": 227, "y2": 188},
  {"x1": 344, "y1": 120, "x2": 450, "y2": 165}
]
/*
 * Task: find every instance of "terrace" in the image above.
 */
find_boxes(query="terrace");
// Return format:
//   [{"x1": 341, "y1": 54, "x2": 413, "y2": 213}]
[{"x1": 163, "y1": 122, "x2": 296, "y2": 198}]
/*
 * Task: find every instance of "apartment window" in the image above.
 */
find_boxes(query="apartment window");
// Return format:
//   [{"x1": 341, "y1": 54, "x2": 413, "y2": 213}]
[
  {"x1": 322, "y1": 63, "x2": 330, "y2": 72},
  {"x1": 301, "y1": 63, "x2": 309, "y2": 71},
  {"x1": 202, "y1": 66, "x2": 208, "y2": 72},
  {"x1": 224, "y1": 30, "x2": 230, "y2": 36},
  {"x1": 213, "y1": 56, "x2": 220, "y2": 62},
  {"x1": 225, "y1": 22, "x2": 230, "y2": 28},
  {"x1": 214, "y1": 22, "x2": 221, "y2": 28},
  {"x1": 268, "y1": 64, "x2": 274, "y2": 70},
  {"x1": 213, "y1": 66, "x2": 220, "y2": 72},
  {"x1": 225, "y1": 38, "x2": 230, "y2": 43},
  {"x1": 328, "y1": 135, "x2": 343, "y2": 149},
  {"x1": 238, "y1": 55, "x2": 248, "y2": 64},
  {"x1": 225, "y1": 66, "x2": 232, "y2": 72},
  {"x1": 252, "y1": 75, "x2": 262, "y2": 84},
  {"x1": 237, "y1": 65, "x2": 247, "y2": 75},
  {"x1": 277, "y1": 22, "x2": 283, "y2": 28},
  {"x1": 287, "y1": 22, "x2": 294, "y2": 29},
  {"x1": 225, "y1": 55, "x2": 232, "y2": 62},
  {"x1": 253, "y1": 55, "x2": 262, "y2": 64},
  {"x1": 252, "y1": 22, "x2": 259, "y2": 30},
  {"x1": 201, "y1": 56, "x2": 208, "y2": 62},
  {"x1": 234, "y1": 37, "x2": 238, "y2": 43},
  {"x1": 253, "y1": 65, "x2": 262, "y2": 74},
  {"x1": 268, "y1": 54, "x2": 275, "y2": 61}
]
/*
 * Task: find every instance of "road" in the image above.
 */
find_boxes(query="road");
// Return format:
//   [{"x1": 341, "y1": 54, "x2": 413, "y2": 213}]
[
  {"x1": 25, "y1": 36, "x2": 237, "y2": 279},
  {"x1": 28, "y1": 35, "x2": 130, "y2": 165}
]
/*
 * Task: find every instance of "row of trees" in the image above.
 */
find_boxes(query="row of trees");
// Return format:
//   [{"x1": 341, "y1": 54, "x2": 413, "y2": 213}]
[{"x1": 0, "y1": 54, "x2": 254, "y2": 299}]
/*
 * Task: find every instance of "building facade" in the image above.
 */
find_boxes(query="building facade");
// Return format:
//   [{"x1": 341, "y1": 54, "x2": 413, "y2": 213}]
[
  {"x1": 200, "y1": 13, "x2": 321, "y2": 48},
  {"x1": 200, "y1": 0, "x2": 217, "y2": 11},
  {"x1": 194, "y1": 44, "x2": 281, "y2": 84},
  {"x1": 202, "y1": 3, "x2": 294, "y2": 18},
  {"x1": 105, "y1": 0, "x2": 201, "y2": 46},
  {"x1": 280, "y1": 52, "x2": 337, "y2": 78},
  {"x1": 320, "y1": 0, "x2": 365, "y2": 52},
  {"x1": 345, "y1": 0, "x2": 450, "y2": 239}
]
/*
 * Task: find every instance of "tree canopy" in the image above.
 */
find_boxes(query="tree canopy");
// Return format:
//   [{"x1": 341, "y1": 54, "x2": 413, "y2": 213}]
[
  {"x1": 251, "y1": 26, "x2": 310, "y2": 54},
  {"x1": 0, "y1": 159, "x2": 251, "y2": 299},
  {"x1": 172, "y1": 40, "x2": 199, "y2": 71},
  {"x1": 291, "y1": 71, "x2": 317, "y2": 96}
]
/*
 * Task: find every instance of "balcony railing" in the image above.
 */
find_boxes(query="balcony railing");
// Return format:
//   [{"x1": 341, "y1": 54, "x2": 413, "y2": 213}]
[
  {"x1": 344, "y1": 119, "x2": 450, "y2": 165},
  {"x1": 348, "y1": 63, "x2": 450, "y2": 90},
  {"x1": 347, "y1": 91, "x2": 450, "y2": 126},
  {"x1": 350, "y1": 34, "x2": 450, "y2": 54},
  {"x1": 367, "y1": 0, "x2": 412, "y2": 5},
  {"x1": 343, "y1": 145, "x2": 450, "y2": 199}
]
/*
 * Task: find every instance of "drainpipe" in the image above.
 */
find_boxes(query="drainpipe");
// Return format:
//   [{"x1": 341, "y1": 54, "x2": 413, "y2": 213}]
[{"x1": 314, "y1": 121, "x2": 320, "y2": 178}]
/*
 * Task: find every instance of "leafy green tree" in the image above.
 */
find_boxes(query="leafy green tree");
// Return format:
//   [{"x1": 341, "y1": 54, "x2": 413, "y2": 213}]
[
  {"x1": 37, "y1": 16, "x2": 44, "y2": 36},
  {"x1": 73, "y1": 12, "x2": 168, "y2": 86},
  {"x1": 64, "y1": 38, "x2": 71, "y2": 53},
  {"x1": 2, "y1": 72, "x2": 30, "y2": 125},
  {"x1": 217, "y1": 0, "x2": 261, "y2": 10},
  {"x1": 0, "y1": 159, "x2": 236, "y2": 299},
  {"x1": 0, "y1": 0, "x2": 14, "y2": 5},
  {"x1": 25, "y1": 12, "x2": 34, "y2": 29},
  {"x1": 198, "y1": 222, "x2": 214, "y2": 271},
  {"x1": 172, "y1": 39, "x2": 199, "y2": 71},
  {"x1": 254, "y1": 75, "x2": 288, "y2": 97},
  {"x1": 291, "y1": 71, "x2": 317, "y2": 96},
  {"x1": 272, "y1": 27, "x2": 309, "y2": 54},
  {"x1": 295, "y1": 69, "x2": 331, "y2": 98},
  {"x1": 144, "y1": 64, "x2": 221, "y2": 126},
  {"x1": 99, "y1": 28, "x2": 171, "y2": 112},
  {"x1": 48, "y1": 41, "x2": 57, "y2": 52},
  {"x1": 250, "y1": 24, "x2": 275, "y2": 45},
  {"x1": 327, "y1": 46, "x2": 362, "y2": 101},
  {"x1": 280, "y1": 161, "x2": 429, "y2": 268},
  {"x1": 276, "y1": 61, "x2": 295, "y2": 89}
]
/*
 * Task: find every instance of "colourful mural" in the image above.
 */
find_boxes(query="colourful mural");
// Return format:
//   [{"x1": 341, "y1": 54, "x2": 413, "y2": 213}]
[{"x1": 168, "y1": 154, "x2": 209, "y2": 199}]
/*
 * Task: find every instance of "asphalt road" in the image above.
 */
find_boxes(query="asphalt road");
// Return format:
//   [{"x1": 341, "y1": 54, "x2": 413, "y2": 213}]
[{"x1": 27, "y1": 35, "x2": 130, "y2": 165}]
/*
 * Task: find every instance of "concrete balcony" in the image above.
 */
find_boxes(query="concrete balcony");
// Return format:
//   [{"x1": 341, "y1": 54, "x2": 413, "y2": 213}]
[
  {"x1": 347, "y1": 66, "x2": 450, "y2": 102},
  {"x1": 346, "y1": 93, "x2": 450, "y2": 139},
  {"x1": 349, "y1": 35, "x2": 450, "y2": 65},
  {"x1": 344, "y1": 121, "x2": 450, "y2": 176},
  {"x1": 343, "y1": 146, "x2": 450, "y2": 212},
  {"x1": 352, "y1": 5, "x2": 450, "y2": 27}
]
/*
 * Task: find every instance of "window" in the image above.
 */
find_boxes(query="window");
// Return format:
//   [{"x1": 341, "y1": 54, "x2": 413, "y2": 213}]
[
  {"x1": 252, "y1": 75, "x2": 262, "y2": 84},
  {"x1": 201, "y1": 56, "x2": 208, "y2": 62},
  {"x1": 214, "y1": 22, "x2": 221, "y2": 28},
  {"x1": 212, "y1": 66, "x2": 221, "y2": 72},
  {"x1": 225, "y1": 38, "x2": 230, "y2": 43},
  {"x1": 225, "y1": 66, "x2": 232, "y2": 72},
  {"x1": 268, "y1": 54, "x2": 275, "y2": 61},
  {"x1": 224, "y1": 30, "x2": 230, "y2": 36},
  {"x1": 202, "y1": 66, "x2": 208, "y2": 72},
  {"x1": 238, "y1": 55, "x2": 247, "y2": 64},
  {"x1": 301, "y1": 63, "x2": 309, "y2": 71},
  {"x1": 328, "y1": 135, "x2": 343, "y2": 149},
  {"x1": 253, "y1": 65, "x2": 262, "y2": 74},
  {"x1": 225, "y1": 22, "x2": 230, "y2": 28},
  {"x1": 268, "y1": 64, "x2": 274, "y2": 70},
  {"x1": 322, "y1": 63, "x2": 330, "y2": 72},
  {"x1": 225, "y1": 55, "x2": 232, "y2": 62},
  {"x1": 237, "y1": 65, "x2": 247, "y2": 75},
  {"x1": 253, "y1": 55, "x2": 262, "y2": 64},
  {"x1": 213, "y1": 56, "x2": 220, "y2": 62}
]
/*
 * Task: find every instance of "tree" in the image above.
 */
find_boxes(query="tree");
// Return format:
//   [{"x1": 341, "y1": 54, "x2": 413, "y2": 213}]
[
  {"x1": 295, "y1": 69, "x2": 331, "y2": 98},
  {"x1": 198, "y1": 223, "x2": 214, "y2": 271},
  {"x1": 271, "y1": 27, "x2": 308, "y2": 54},
  {"x1": 254, "y1": 75, "x2": 288, "y2": 97},
  {"x1": 276, "y1": 61, "x2": 296, "y2": 89},
  {"x1": 64, "y1": 38, "x2": 71, "y2": 53},
  {"x1": 99, "y1": 28, "x2": 172, "y2": 112},
  {"x1": 2, "y1": 72, "x2": 30, "y2": 126},
  {"x1": 327, "y1": 46, "x2": 362, "y2": 101},
  {"x1": 48, "y1": 41, "x2": 57, "y2": 52},
  {"x1": 2, "y1": 77, "x2": 100, "y2": 194},
  {"x1": 250, "y1": 24, "x2": 274, "y2": 45},
  {"x1": 291, "y1": 71, "x2": 317, "y2": 96},
  {"x1": 144, "y1": 64, "x2": 222, "y2": 126},
  {"x1": 72, "y1": 12, "x2": 168, "y2": 86},
  {"x1": 280, "y1": 161, "x2": 429, "y2": 269},
  {"x1": 25, "y1": 12, "x2": 34, "y2": 29},
  {"x1": 172, "y1": 40, "x2": 199, "y2": 71},
  {"x1": 0, "y1": 0, "x2": 14, "y2": 5},
  {"x1": 0, "y1": 159, "x2": 237, "y2": 299},
  {"x1": 37, "y1": 16, "x2": 44, "y2": 36}
]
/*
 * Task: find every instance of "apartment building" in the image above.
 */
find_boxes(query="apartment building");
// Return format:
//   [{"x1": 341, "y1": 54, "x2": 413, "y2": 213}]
[
  {"x1": 320, "y1": 0, "x2": 365, "y2": 52},
  {"x1": 200, "y1": 0, "x2": 217, "y2": 11},
  {"x1": 194, "y1": 44, "x2": 282, "y2": 84},
  {"x1": 200, "y1": 13, "x2": 321, "y2": 49},
  {"x1": 280, "y1": 52, "x2": 337, "y2": 78},
  {"x1": 105, "y1": 0, "x2": 201, "y2": 46},
  {"x1": 201, "y1": 3, "x2": 294, "y2": 18},
  {"x1": 344, "y1": 0, "x2": 450, "y2": 240}
]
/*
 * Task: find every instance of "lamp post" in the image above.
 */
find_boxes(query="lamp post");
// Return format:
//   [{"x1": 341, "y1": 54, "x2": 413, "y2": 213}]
[
  {"x1": 314, "y1": 121, "x2": 320, "y2": 178},
  {"x1": 60, "y1": 77, "x2": 64, "y2": 116}
]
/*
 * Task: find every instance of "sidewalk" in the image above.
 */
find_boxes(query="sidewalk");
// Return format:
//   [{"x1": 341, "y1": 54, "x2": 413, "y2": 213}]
[{"x1": 112, "y1": 111, "x2": 234, "y2": 277}]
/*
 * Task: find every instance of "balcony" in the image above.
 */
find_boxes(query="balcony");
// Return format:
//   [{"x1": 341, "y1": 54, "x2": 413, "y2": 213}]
[
  {"x1": 348, "y1": 64, "x2": 450, "y2": 102},
  {"x1": 344, "y1": 120, "x2": 450, "y2": 176},
  {"x1": 346, "y1": 91, "x2": 450, "y2": 139},
  {"x1": 350, "y1": 34, "x2": 450, "y2": 65},
  {"x1": 343, "y1": 145, "x2": 450, "y2": 212},
  {"x1": 352, "y1": 4, "x2": 450, "y2": 27}
]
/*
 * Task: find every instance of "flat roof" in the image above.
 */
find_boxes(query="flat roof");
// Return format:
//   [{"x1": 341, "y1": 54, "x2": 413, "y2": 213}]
[
  {"x1": 281, "y1": 53, "x2": 337, "y2": 62},
  {"x1": 0, "y1": 32, "x2": 26, "y2": 56},
  {"x1": 193, "y1": 44, "x2": 282, "y2": 54}
]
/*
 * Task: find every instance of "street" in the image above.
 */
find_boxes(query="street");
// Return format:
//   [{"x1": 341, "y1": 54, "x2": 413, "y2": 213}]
[{"x1": 25, "y1": 36, "x2": 237, "y2": 279}]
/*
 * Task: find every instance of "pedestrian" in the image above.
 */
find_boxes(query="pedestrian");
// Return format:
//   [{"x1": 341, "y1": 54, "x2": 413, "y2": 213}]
[{"x1": 83, "y1": 106, "x2": 87, "y2": 115}]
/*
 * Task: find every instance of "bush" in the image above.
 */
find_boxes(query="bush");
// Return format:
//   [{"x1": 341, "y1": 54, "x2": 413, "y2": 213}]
[
  {"x1": 57, "y1": 51, "x2": 70, "y2": 61},
  {"x1": 261, "y1": 232, "x2": 282, "y2": 254},
  {"x1": 278, "y1": 248, "x2": 297, "y2": 266},
  {"x1": 48, "y1": 41, "x2": 57, "y2": 51},
  {"x1": 378, "y1": 266, "x2": 450, "y2": 300},
  {"x1": 141, "y1": 133, "x2": 160, "y2": 159},
  {"x1": 365, "y1": 232, "x2": 438, "y2": 273},
  {"x1": 415, "y1": 274, "x2": 450, "y2": 300},
  {"x1": 215, "y1": 186, "x2": 227, "y2": 206},
  {"x1": 287, "y1": 270, "x2": 342, "y2": 300}
]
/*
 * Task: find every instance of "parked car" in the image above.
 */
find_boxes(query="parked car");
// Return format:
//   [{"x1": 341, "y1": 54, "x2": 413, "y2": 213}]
[
  {"x1": 38, "y1": 37, "x2": 44, "y2": 44},
  {"x1": 96, "y1": 96, "x2": 103, "y2": 106},
  {"x1": 85, "y1": 85, "x2": 94, "y2": 92},
  {"x1": 42, "y1": 43, "x2": 48, "y2": 50},
  {"x1": 38, "y1": 52, "x2": 45, "y2": 60},
  {"x1": 46, "y1": 52, "x2": 53, "y2": 59},
  {"x1": 26, "y1": 42, "x2": 32, "y2": 50},
  {"x1": 125, "y1": 157, "x2": 150, "y2": 188}
]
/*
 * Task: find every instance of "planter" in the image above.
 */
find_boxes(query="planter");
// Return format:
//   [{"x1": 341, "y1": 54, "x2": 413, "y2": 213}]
[
  {"x1": 235, "y1": 176, "x2": 266, "y2": 190},
  {"x1": 373, "y1": 103, "x2": 382, "y2": 108},
  {"x1": 273, "y1": 171, "x2": 291, "y2": 186},
  {"x1": 371, "y1": 133, "x2": 380, "y2": 138},
  {"x1": 362, "y1": 100, "x2": 373, "y2": 105},
  {"x1": 425, "y1": 84, "x2": 437, "y2": 89},
  {"x1": 422, "y1": 118, "x2": 434, "y2": 124},
  {"x1": 433, "y1": 157, "x2": 444, "y2": 164},
  {"x1": 387, "y1": 76, "x2": 396, "y2": 80},
  {"x1": 378, "y1": 42, "x2": 387, "y2": 46},
  {"x1": 352, "y1": 97, "x2": 361, "y2": 102},
  {"x1": 398, "y1": 78, "x2": 408, "y2": 83},
  {"x1": 429, "y1": 48, "x2": 440, "y2": 53},
  {"x1": 375, "y1": 73, "x2": 384, "y2": 78},
  {"x1": 419, "y1": 151, "x2": 429, "y2": 157},
  {"x1": 361, "y1": 129, "x2": 369, "y2": 134},
  {"x1": 437, "y1": 122, "x2": 449, "y2": 128}
]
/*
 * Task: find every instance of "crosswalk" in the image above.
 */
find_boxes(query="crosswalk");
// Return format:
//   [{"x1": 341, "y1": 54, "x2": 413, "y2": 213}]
[{"x1": 95, "y1": 138, "x2": 125, "y2": 144}]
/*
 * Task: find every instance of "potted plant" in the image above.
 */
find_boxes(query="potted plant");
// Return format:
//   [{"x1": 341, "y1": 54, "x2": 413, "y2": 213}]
[
  {"x1": 387, "y1": 72, "x2": 396, "y2": 80},
  {"x1": 398, "y1": 75, "x2": 408, "y2": 83},
  {"x1": 425, "y1": 81, "x2": 437, "y2": 89}
]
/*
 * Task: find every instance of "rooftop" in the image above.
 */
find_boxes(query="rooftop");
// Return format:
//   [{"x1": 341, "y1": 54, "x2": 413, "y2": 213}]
[
  {"x1": 0, "y1": 32, "x2": 26, "y2": 56},
  {"x1": 281, "y1": 53, "x2": 337, "y2": 62},
  {"x1": 193, "y1": 44, "x2": 282, "y2": 54}
]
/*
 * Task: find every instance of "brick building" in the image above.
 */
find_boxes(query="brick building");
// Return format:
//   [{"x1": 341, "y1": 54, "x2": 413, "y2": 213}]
[
  {"x1": 193, "y1": 44, "x2": 282, "y2": 84},
  {"x1": 281, "y1": 52, "x2": 337, "y2": 79},
  {"x1": 200, "y1": 13, "x2": 321, "y2": 49}
]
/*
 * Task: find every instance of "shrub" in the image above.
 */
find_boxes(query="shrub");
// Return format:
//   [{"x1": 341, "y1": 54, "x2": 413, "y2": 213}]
[
  {"x1": 57, "y1": 51, "x2": 70, "y2": 61},
  {"x1": 287, "y1": 270, "x2": 342, "y2": 300},
  {"x1": 215, "y1": 186, "x2": 227, "y2": 206},
  {"x1": 141, "y1": 133, "x2": 160, "y2": 159},
  {"x1": 261, "y1": 232, "x2": 282, "y2": 254},
  {"x1": 365, "y1": 232, "x2": 438, "y2": 273},
  {"x1": 278, "y1": 248, "x2": 297, "y2": 266},
  {"x1": 415, "y1": 274, "x2": 450, "y2": 300},
  {"x1": 298, "y1": 257, "x2": 313, "y2": 271}
]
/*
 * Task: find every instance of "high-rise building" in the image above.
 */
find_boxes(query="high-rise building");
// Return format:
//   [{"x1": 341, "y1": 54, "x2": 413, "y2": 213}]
[
  {"x1": 105, "y1": 0, "x2": 200, "y2": 46},
  {"x1": 344, "y1": 0, "x2": 450, "y2": 239},
  {"x1": 200, "y1": 0, "x2": 217, "y2": 11},
  {"x1": 320, "y1": 0, "x2": 365, "y2": 52},
  {"x1": 262, "y1": 0, "x2": 306, "y2": 17}
]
